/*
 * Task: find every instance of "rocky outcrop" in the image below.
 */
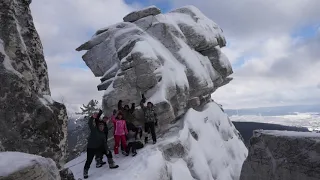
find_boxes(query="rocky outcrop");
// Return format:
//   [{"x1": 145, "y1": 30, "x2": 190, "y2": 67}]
[
  {"x1": 0, "y1": 0, "x2": 67, "y2": 167},
  {"x1": 240, "y1": 130, "x2": 320, "y2": 180},
  {"x1": 76, "y1": 5, "x2": 232, "y2": 126},
  {"x1": 123, "y1": 6, "x2": 161, "y2": 22},
  {"x1": 0, "y1": 152, "x2": 61, "y2": 180}
]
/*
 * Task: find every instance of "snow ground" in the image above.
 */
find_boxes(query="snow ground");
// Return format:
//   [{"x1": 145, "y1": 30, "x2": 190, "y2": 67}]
[
  {"x1": 65, "y1": 136, "x2": 174, "y2": 180},
  {"x1": 65, "y1": 102, "x2": 247, "y2": 180}
]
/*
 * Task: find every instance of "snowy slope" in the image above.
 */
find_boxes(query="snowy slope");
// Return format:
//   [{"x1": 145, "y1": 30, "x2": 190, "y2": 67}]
[{"x1": 66, "y1": 102, "x2": 247, "y2": 180}]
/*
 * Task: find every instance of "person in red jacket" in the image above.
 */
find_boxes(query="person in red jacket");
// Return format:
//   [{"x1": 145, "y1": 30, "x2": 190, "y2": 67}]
[{"x1": 111, "y1": 111, "x2": 128, "y2": 156}]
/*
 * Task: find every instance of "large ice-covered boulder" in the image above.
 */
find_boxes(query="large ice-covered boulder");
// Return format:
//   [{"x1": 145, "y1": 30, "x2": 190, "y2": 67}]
[
  {"x1": 66, "y1": 102, "x2": 248, "y2": 180},
  {"x1": 76, "y1": 5, "x2": 232, "y2": 125},
  {"x1": 0, "y1": 152, "x2": 61, "y2": 180},
  {"x1": 0, "y1": 0, "x2": 68, "y2": 167},
  {"x1": 240, "y1": 130, "x2": 320, "y2": 180}
]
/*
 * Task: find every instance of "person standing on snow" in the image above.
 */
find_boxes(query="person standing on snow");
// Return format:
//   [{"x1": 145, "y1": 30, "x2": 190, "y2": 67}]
[
  {"x1": 140, "y1": 94, "x2": 158, "y2": 144},
  {"x1": 83, "y1": 110, "x2": 119, "y2": 179},
  {"x1": 94, "y1": 115, "x2": 112, "y2": 167},
  {"x1": 112, "y1": 111, "x2": 128, "y2": 156}
]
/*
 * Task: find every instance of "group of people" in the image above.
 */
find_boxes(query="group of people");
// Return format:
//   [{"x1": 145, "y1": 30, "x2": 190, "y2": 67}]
[{"x1": 83, "y1": 94, "x2": 158, "y2": 179}]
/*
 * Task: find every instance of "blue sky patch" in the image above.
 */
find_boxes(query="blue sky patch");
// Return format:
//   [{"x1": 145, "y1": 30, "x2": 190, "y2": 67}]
[
  {"x1": 61, "y1": 61, "x2": 88, "y2": 69},
  {"x1": 291, "y1": 24, "x2": 319, "y2": 39}
]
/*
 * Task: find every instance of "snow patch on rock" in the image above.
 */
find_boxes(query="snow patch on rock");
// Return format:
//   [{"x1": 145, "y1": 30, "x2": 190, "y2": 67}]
[
  {"x1": 0, "y1": 39, "x2": 23, "y2": 78},
  {"x1": 0, "y1": 152, "x2": 60, "y2": 180}
]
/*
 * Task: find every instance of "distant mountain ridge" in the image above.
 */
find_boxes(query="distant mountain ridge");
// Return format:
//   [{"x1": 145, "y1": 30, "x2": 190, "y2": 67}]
[{"x1": 225, "y1": 104, "x2": 320, "y2": 116}]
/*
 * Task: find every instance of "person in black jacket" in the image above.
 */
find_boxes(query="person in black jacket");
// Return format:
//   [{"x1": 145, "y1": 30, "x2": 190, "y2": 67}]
[
  {"x1": 94, "y1": 115, "x2": 112, "y2": 167},
  {"x1": 83, "y1": 110, "x2": 119, "y2": 179}
]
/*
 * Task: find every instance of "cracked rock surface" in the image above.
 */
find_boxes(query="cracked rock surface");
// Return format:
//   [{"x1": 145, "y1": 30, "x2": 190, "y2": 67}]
[
  {"x1": 240, "y1": 130, "x2": 320, "y2": 180},
  {"x1": 0, "y1": 0, "x2": 68, "y2": 167},
  {"x1": 77, "y1": 6, "x2": 233, "y2": 126}
]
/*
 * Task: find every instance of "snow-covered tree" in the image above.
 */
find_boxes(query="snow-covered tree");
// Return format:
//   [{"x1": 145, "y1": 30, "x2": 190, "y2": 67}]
[{"x1": 76, "y1": 99, "x2": 99, "y2": 117}]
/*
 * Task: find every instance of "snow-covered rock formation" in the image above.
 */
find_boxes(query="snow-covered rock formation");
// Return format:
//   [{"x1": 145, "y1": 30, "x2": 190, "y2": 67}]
[
  {"x1": 0, "y1": 0, "x2": 68, "y2": 167},
  {"x1": 66, "y1": 102, "x2": 247, "y2": 180},
  {"x1": 0, "y1": 152, "x2": 61, "y2": 180},
  {"x1": 76, "y1": 5, "x2": 233, "y2": 125},
  {"x1": 240, "y1": 130, "x2": 320, "y2": 180}
]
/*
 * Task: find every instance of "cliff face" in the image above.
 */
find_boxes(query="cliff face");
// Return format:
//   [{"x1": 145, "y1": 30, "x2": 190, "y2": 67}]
[
  {"x1": 77, "y1": 5, "x2": 233, "y2": 126},
  {"x1": 0, "y1": 0, "x2": 68, "y2": 167},
  {"x1": 240, "y1": 130, "x2": 320, "y2": 180}
]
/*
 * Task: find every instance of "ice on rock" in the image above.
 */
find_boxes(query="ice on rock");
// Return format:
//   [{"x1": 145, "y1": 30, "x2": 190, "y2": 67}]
[
  {"x1": 66, "y1": 102, "x2": 248, "y2": 180},
  {"x1": 76, "y1": 5, "x2": 234, "y2": 126}
]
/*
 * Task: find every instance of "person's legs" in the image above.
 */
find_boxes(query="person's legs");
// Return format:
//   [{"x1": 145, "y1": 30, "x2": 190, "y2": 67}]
[
  {"x1": 120, "y1": 135, "x2": 127, "y2": 152},
  {"x1": 126, "y1": 142, "x2": 133, "y2": 154},
  {"x1": 95, "y1": 146, "x2": 106, "y2": 168},
  {"x1": 84, "y1": 148, "x2": 96, "y2": 178},
  {"x1": 104, "y1": 149, "x2": 119, "y2": 169},
  {"x1": 149, "y1": 122, "x2": 157, "y2": 143},
  {"x1": 144, "y1": 123, "x2": 150, "y2": 144},
  {"x1": 131, "y1": 142, "x2": 137, "y2": 153},
  {"x1": 114, "y1": 135, "x2": 121, "y2": 154},
  {"x1": 105, "y1": 149, "x2": 113, "y2": 159}
]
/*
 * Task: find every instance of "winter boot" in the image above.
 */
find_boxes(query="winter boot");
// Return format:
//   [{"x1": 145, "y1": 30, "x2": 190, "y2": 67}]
[
  {"x1": 153, "y1": 141, "x2": 157, "y2": 144},
  {"x1": 122, "y1": 150, "x2": 128, "y2": 156},
  {"x1": 96, "y1": 158, "x2": 106, "y2": 168},
  {"x1": 145, "y1": 137, "x2": 148, "y2": 144},
  {"x1": 83, "y1": 169, "x2": 88, "y2": 179},
  {"x1": 108, "y1": 158, "x2": 119, "y2": 169},
  {"x1": 132, "y1": 152, "x2": 137, "y2": 157}
]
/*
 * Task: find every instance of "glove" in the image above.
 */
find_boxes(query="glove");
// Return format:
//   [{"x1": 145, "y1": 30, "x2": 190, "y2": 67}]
[
  {"x1": 96, "y1": 109, "x2": 103, "y2": 119},
  {"x1": 113, "y1": 109, "x2": 117, "y2": 115}
]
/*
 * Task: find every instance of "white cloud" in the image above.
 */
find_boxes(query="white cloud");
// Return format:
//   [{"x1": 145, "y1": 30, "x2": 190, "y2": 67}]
[
  {"x1": 30, "y1": 0, "x2": 320, "y2": 111},
  {"x1": 171, "y1": 0, "x2": 320, "y2": 108},
  {"x1": 30, "y1": 0, "x2": 136, "y2": 113},
  {"x1": 213, "y1": 32, "x2": 320, "y2": 109}
]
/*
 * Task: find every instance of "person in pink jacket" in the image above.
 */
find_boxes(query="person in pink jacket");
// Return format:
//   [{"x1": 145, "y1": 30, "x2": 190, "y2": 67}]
[{"x1": 112, "y1": 111, "x2": 128, "y2": 155}]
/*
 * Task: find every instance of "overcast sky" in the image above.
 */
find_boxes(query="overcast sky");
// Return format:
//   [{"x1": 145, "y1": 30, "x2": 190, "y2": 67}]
[{"x1": 30, "y1": 0, "x2": 320, "y2": 111}]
